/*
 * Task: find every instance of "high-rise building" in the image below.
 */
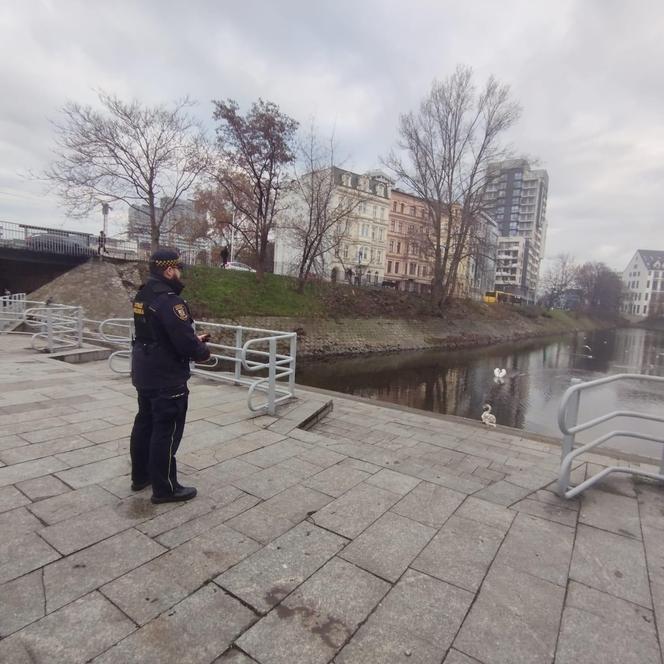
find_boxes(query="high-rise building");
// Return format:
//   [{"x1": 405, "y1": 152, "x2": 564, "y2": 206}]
[{"x1": 484, "y1": 159, "x2": 549, "y2": 303}]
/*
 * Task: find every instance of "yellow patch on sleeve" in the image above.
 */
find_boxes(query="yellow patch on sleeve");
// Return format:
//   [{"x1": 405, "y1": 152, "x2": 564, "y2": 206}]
[
  {"x1": 173, "y1": 303, "x2": 188, "y2": 321},
  {"x1": 132, "y1": 302, "x2": 144, "y2": 315}
]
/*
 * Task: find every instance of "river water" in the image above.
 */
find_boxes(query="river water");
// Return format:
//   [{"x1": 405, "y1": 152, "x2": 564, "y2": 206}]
[{"x1": 296, "y1": 327, "x2": 664, "y2": 460}]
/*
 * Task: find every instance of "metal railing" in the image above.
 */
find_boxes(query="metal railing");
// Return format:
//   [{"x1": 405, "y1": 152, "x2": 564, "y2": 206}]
[
  {"x1": 98, "y1": 319, "x2": 297, "y2": 416},
  {"x1": 1, "y1": 300, "x2": 297, "y2": 414},
  {"x1": 0, "y1": 293, "x2": 26, "y2": 331},
  {"x1": 557, "y1": 373, "x2": 664, "y2": 498}
]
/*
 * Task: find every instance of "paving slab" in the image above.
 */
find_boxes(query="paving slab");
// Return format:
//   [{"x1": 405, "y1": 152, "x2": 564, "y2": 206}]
[
  {"x1": 26, "y1": 484, "x2": 118, "y2": 524},
  {"x1": 94, "y1": 585, "x2": 255, "y2": 664},
  {"x1": 555, "y1": 581, "x2": 660, "y2": 664},
  {"x1": 511, "y1": 496, "x2": 578, "y2": 527},
  {"x1": 16, "y1": 474, "x2": 70, "y2": 501},
  {"x1": 227, "y1": 504, "x2": 296, "y2": 544},
  {"x1": 391, "y1": 481, "x2": 465, "y2": 529},
  {"x1": 453, "y1": 563, "x2": 565, "y2": 664},
  {"x1": 237, "y1": 557, "x2": 389, "y2": 664},
  {"x1": 311, "y1": 482, "x2": 401, "y2": 539},
  {"x1": 0, "y1": 505, "x2": 43, "y2": 537},
  {"x1": 0, "y1": 456, "x2": 69, "y2": 488},
  {"x1": 454, "y1": 496, "x2": 516, "y2": 533},
  {"x1": 214, "y1": 649, "x2": 259, "y2": 663},
  {"x1": 261, "y1": 483, "x2": 333, "y2": 523},
  {"x1": 365, "y1": 467, "x2": 421, "y2": 496},
  {"x1": 340, "y1": 511, "x2": 435, "y2": 582},
  {"x1": 216, "y1": 522, "x2": 346, "y2": 614},
  {"x1": 0, "y1": 570, "x2": 45, "y2": 637},
  {"x1": 472, "y1": 480, "x2": 533, "y2": 506},
  {"x1": 43, "y1": 528, "x2": 166, "y2": 612},
  {"x1": 579, "y1": 488, "x2": 641, "y2": 539},
  {"x1": 231, "y1": 465, "x2": 304, "y2": 499},
  {"x1": 102, "y1": 523, "x2": 259, "y2": 625},
  {"x1": 54, "y1": 455, "x2": 131, "y2": 488},
  {"x1": 0, "y1": 531, "x2": 60, "y2": 584},
  {"x1": 493, "y1": 513, "x2": 575, "y2": 587},
  {"x1": 0, "y1": 591, "x2": 135, "y2": 664},
  {"x1": 303, "y1": 464, "x2": 371, "y2": 497},
  {"x1": 336, "y1": 569, "x2": 473, "y2": 664},
  {"x1": 412, "y1": 515, "x2": 506, "y2": 592},
  {"x1": 155, "y1": 493, "x2": 260, "y2": 548},
  {"x1": 570, "y1": 524, "x2": 651, "y2": 608},
  {"x1": 443, "y1": 651, "x2": 484, "y2": 664}
]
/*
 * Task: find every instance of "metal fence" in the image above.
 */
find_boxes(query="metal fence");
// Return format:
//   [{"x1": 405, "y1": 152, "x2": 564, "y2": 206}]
[
  {"x1": 0, "y1": 219, "x2": 215, "y2": 265},
  {"x1": 0, "y1": 298, "x2": 297, "y2": 415},
  {"x1": 557, "y1": 373, "x2": 664, "y2": 498},
  {"x1": 100, "y1": 319, "x2": 297, "y2": 415}
]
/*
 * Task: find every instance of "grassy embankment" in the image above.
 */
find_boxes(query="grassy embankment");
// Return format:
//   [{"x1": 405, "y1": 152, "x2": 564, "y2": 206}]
[{"x1": 184, "y1": 265, "x2": 605, "y2": 328}]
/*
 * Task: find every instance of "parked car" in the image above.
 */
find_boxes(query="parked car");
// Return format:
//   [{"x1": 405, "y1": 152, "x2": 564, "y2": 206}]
[
  {"x1": 26, "y1": 233, "x2": 94, "y2": 256},
  {"x1": 225, "y1": 261, "x2": 256, "y2": 272}
]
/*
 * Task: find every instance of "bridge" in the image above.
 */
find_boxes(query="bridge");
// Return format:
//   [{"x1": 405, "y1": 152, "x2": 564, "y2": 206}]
[{"x1": 0, "y1": 219, "x2": 212, "y2": 293}]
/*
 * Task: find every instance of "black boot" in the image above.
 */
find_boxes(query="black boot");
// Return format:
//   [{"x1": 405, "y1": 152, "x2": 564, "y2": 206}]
[{"x1": 151, "y1": 485, "x2": 197, "y2": 504}]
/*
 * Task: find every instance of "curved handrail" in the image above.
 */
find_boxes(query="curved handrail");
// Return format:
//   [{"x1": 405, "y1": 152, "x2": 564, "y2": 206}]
[
  {"x1": 558, "y1": 373, "x2": 664, "y2": 435},
  {"x1": 557, "y1": 372, "x2": 664, "y2": 498}
]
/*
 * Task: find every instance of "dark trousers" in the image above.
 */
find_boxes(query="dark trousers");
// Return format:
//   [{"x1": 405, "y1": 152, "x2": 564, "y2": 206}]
[{"x1": 130, "y1": 384, "x2": 189, "y2": 497}]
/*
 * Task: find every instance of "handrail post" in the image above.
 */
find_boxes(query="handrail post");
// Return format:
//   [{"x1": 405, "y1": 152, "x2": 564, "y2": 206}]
[
  {"x1": 558, "y1": 389, "x2": 580, "y2": 496},
  {"x1": 288, "y1": 334, "x2": 297, "y2": 397},
  {"x1": 234, "y1": 327, "x2": 243, "y2": 384},
  {"x1": 46, "y1": 307, "x2": 53, "y2": 353},
  {"x1": 267, "y1": 337, "x2": 277, "y2": 415},
  {"x1": 76, "y1": 307, "x2": 83, "y2": 348}
]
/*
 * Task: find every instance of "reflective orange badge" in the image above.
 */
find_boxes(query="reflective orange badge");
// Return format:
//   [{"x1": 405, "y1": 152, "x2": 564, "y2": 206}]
[{"x1": 173, "y1": 304, "x2": 188, "y2": 321}]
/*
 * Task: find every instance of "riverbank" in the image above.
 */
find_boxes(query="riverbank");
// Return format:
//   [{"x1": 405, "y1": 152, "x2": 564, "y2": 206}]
[
  {"x1": 29, "y1": 259, "x2": 620, "y2": 358},
  {"x1": 233, "y1": 309, "x2": 616, "y2": 358}
]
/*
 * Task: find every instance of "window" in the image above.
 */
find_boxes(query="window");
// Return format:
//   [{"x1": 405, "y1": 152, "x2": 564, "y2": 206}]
[
  {"x1": 343, "y1": 245, "x2": 348, "y2": 259},
  {"x1": 374, "y1": 271, "x2": 379, "y2": 284},
  {"x1": 396, "y1": 241, "x2": 401, "y2": 254},
  {"x1": 372, "y1": 205, "x2": 377, "y2": 218},
  {"x1": 377, "y1": 251, "x2": 382, "y2": 263},
  {"x1": 380, "y1": 208, "x2": 385, "y2": 219},
  {"x1": 370, "y1": 248, "x2": 375, "y2": 262},
  {"x1": 409, "y1": 263, "x2": 416, "y2": 275},
  {"x1": 371, "y1": 226, "x2": 376, "y2": 240},
  {"x1": 390, "y1": 220, "x2": 395, "y2": 231},
  {"x1": 392, "y1": 201, "x2": 397, "y2": 211},
  {"x1": 644, "y1": 306, "x2": 648, "y2": 315},
  {"x1": 395, "y1": 262, "x2": 400, "y2": 274},
  {"x1": 398, "y1": 221, "x2": 403, "y2": 233},
  {"x1": 379, "y1": 228, "x2": 384, "y2": 241},
  {"x1": 387, "y1": 261, "x2": 392, "y2": 273},
  {"x1": 408, "y1": 224, "x2": 414, "y2": 234},
  {"x1": 361, "y1": 224, "x2": 369, "y2": 237},
  {"x1": 360, "y1": 203, "x2": 366, "y2": 214},
  {"x1": 400, "y1": 203, "x2": 404, "y2": 213},
  {"x1": 410, "y1": 206, "x2": 416, "y2": 216},
  {"x1": 389, "y1": 240, "x2": 394, "y2": 252}
]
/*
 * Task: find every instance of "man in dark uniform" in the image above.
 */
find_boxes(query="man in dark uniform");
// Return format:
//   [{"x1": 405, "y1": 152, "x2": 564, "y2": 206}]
[{"x1": 130, "y1": 249, "x2": 211, "y2": 504}]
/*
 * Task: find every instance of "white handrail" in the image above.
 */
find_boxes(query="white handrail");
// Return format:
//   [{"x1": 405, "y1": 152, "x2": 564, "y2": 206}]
[{"x1": 557, "y1": 373, "x2": 664, "y2": 498}]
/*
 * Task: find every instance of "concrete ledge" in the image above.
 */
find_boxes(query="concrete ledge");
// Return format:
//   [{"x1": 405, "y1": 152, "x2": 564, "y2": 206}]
[{"x1": 48, "y1": 346, "x2": 112, "y2": 364}]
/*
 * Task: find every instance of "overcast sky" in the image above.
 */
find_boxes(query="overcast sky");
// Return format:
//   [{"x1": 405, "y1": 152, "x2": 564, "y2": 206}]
[{"x1": 1, "y1": 0, "x2": 663, "y2": 270}]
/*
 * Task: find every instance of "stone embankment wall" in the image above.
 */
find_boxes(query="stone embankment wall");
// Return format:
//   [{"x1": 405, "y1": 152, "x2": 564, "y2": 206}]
[
  {"x1": 231, "y1": 314, "x2": 610, "y2": 358},
  {"x1": 29, "y1": 260, "x2": 614, "y2": 358}
]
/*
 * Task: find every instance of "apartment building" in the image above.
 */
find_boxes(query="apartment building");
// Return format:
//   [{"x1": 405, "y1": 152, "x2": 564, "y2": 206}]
[
  {"x1": 273, "y1": 167, "x2": 392, "y2": 284},
  {"x1": 384, "y1": 190, "x2": 434, "y2": 293},
  {"x1": 620, "y1": 249, "x2": 664, "y2": 318},
  {"x1": 484, "y1": 159, "x2": 549, "y2": 303}
]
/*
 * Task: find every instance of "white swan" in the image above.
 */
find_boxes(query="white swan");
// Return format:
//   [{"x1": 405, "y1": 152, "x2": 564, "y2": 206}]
[
  {"x1": 481, "y1": 404, "x2": 497, "y2": 427},
  {"x1": 493, "y1": 368, "x2": 507, "y2": 378},
  {"x1": 582, "y1": 345, "x2": 592, "y2": 352}
]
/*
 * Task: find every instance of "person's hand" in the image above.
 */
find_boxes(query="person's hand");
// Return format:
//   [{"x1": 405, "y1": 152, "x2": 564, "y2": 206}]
[{"x1": 197, "y1": 333, "x2": 211, "y2": 343}]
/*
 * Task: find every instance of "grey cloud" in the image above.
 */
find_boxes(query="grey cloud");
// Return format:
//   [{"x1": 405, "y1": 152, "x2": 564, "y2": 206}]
[{"x1": 1, "y1": 0, "x2": 663, "y2": 268}]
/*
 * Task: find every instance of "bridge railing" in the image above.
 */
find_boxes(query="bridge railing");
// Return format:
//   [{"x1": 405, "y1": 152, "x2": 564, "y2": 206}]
[{"x1": 557, "y1": 373, "x2": 664, "y2": 498}]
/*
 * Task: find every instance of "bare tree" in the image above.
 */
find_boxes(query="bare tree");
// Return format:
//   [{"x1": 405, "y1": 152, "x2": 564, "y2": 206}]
[
  {"x1": 577, "y1": 262, "x2": 623, "y2": 313},
  {"x1": 281, "y1": 126, "x2": 364, "y2": 292},
  {"x1": 45, "y1": 91, "x2": 211, "y2": 251},
  {"x1": 211, "y1": 99, "x2": 298, "y2": 281},
  {"x1": 541, "y1": 253, "x2": 579, "y2": 307},
  {"x1": 385, "y1": 65, "x2": 521, "y2": 310}
]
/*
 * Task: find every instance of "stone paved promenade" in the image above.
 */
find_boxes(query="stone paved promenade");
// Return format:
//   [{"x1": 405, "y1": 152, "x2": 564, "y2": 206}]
[{"x1": 1, "y1": 334, "x2": 664, "y2": 664}]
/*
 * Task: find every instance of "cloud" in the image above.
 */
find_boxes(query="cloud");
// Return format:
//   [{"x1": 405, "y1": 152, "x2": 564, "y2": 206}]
[{"x1": 1, "y1": 0, "x2": 663, "y2": 269}]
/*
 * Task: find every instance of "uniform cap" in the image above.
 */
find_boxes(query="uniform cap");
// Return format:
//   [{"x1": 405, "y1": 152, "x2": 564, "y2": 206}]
[{"x1": 149, "y1": 249, "x2": 183, "y2": 271}]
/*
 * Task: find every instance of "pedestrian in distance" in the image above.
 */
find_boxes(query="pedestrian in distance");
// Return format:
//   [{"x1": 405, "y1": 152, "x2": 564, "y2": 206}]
[
  {"x1": 220, "y1": 245, "x2": 229, "y2": 268},
  {"x1": 129, "y1": 249, "x2": 211, "y2": 504}
]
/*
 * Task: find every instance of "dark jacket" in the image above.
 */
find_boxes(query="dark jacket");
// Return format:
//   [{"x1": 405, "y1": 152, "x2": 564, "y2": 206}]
[{"x1": 131, "y1": 276, "x2": 210, "y2": 390}]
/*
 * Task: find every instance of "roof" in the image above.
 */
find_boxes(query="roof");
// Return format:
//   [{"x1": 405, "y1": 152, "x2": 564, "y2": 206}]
[{"x1": 636, "y1": 250, "x2": 664, "y2": 269}]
